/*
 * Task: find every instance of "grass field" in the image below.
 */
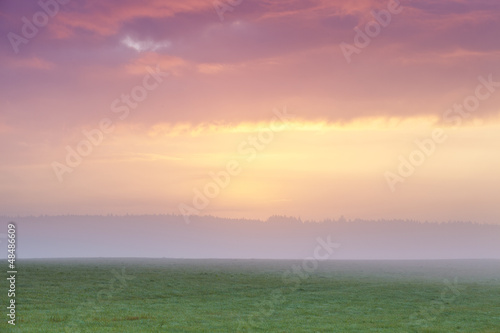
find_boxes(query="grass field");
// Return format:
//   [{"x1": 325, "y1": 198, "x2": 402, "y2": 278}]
[{"x1": 2, "y1": 259, "x2": 499, "y2": 332}]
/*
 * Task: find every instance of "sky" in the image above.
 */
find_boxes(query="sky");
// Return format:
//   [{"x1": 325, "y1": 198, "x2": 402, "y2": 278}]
[{"x1": 1, "y1": 0, "x2": 499, "y2": 224}]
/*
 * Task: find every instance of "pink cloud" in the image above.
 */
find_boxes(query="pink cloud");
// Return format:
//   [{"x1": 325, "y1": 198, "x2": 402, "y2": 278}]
[
  {"x1": 125, "y1": 52, "x2": 189, "y2": 76},
  {"x1": 49, "y1": 0, "x2": 216, "y2": 37},
  {"x1": 6, "y1": 56, "x2": 55, "y2": 70}
]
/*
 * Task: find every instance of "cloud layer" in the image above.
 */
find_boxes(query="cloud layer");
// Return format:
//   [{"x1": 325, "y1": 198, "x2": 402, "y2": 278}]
[{"x1": 1, "y1": 0, "x2": 499, "y2": 222}]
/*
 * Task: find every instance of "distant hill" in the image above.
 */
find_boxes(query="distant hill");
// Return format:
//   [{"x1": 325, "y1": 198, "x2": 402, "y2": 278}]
[{"x1": 0, "y1": 215, "x2": 499, "y2": 259}]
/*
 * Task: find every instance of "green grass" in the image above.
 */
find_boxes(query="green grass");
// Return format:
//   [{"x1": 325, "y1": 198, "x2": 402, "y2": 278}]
[{"x1": 1, "y1": 259, "x2": 499, "y2": 332}]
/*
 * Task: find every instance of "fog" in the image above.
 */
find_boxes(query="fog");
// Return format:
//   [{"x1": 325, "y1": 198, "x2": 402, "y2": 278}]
[{"x1": 1, "y1": 215, "x2": 499, "y2": 259}]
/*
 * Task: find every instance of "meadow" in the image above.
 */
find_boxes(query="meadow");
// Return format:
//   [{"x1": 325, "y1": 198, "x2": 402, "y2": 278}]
[{"x1": 2, "y1": 259, "x2": 499, "y2": 332}]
